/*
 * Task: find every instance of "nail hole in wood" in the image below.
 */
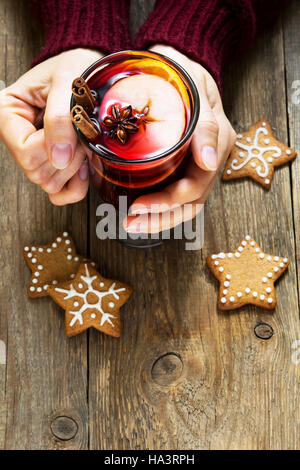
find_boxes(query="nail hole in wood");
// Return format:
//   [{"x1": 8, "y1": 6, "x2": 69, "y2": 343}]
[
  {"x1": 151, "y1": 352, "x2": 183, "y2": 386},
  {"x1": 254, "y1": 322, "x2": 274, "y2": 340},
  {"x1": 50, "y1": 416, "x2": 78, "y2": 441}
]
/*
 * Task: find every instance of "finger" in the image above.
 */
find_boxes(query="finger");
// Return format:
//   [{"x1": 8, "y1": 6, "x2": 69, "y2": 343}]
[
  {"x1": 44, "y1": 73, "x2": 78, "y2": 170},
  {"x1": 124, "y1": 201, "x2": 203, "y2": 234},
  {"x1": 191, "y1": 94, "x2": 219, "y2": 171},
  {"x1": 48, "y1": 161, "x2": 89, "y2": 205},
  {"x1": 41, "y1": 143, "x2": 86, "y2": 194}
]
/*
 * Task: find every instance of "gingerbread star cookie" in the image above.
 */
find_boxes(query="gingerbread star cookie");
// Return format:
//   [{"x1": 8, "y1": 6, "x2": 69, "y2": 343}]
[
  {"x1": 206, "y1": 236, "x2": 289, "y2": 310},
  {"x1": 222, "y1": 119, "x2": 297, "y2": 189},
  {"x1": 23, "y1": 231, "x2": 95, "y2": 298},
  {"x1": 47, "y1": 263, "x2": 132, "y2": 337}
]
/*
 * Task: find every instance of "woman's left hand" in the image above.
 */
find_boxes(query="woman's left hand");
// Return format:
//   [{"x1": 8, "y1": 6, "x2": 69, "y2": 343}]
[{"x1": 123, "y1": 45, "x2": 236, "y2": 234}]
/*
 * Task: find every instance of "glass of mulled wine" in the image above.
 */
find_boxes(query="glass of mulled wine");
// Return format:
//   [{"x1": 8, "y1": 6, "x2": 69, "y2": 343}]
[{"x1": 71, "y1": 50, "x2": 200, "y2": 247}]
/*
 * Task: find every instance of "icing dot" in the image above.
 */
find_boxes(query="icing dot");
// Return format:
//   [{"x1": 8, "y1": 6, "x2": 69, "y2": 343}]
[
  {"x1": 267, "y1": 256, "x2": 272, "y2": 261},
  {"x1": 43, "y1": 285, "x2": 48, "y2": 290},
  {"x1": 229, "y1": 296, "x2": 235, "y2": 302},
  {"x1": 286, "y1": 149, "x2": 291, "y2": 155},
  {"x1": 221, "y1": 297, "x2": 227, "y2": 304},
  {"x1": 65, "y1": 239, "x2": 71, "y2": 245},
  {"x1": 52, "y1": 280, "x2": 58, "y2": 285},
  {"x1": 228, "y1": 253, "x2": 233, "y2": 258},
  {"x1": 223, "y1": 289, "x2": 228, "y2": 295},
  {"x1": 267, "y1": 157, "x2": 273, "y2": 163},
  {"x1": 91, "y1": 262, "x2": 96, "y2": 267},
  {"x1": 251, "y1": 162, "x2": 256, "y2": 168},
  {"x1": 283, "y1": 258, "x2": 288, "y2": 263},
  {"x1": 24, "y1": 247, "x2": 29, "y2": 251},
  {"x1": 37, "y1": 287, "x2": 42, "y2": 293},
  {"x1": 237, "y1": 134, "x2": 242, "y2": 139},
  {"x1": 34, "y1": 272, "x2": 39, "y2": 277},
  {"x1": 262, "y1": 122, "x2": 266, "y2": 126},
  {"x1": 32, "y1": 278, "x2": 38, "y2": 284},
  {"x1": 267, "y1": 272, "x2": 273, "y2": 278},
  {"x1": 63, "y1": 232, "x2": 68, "y2": 237},
  {"x1": 255, "y1": 248, "x2": 260, "y2": 253},
  {"x1": 74, "y1": 257, "x2": 79, "y2": 262},
  {"x1": 224, "y1": 281, "x2": 230, "y2": 287},
  {"x1": 246, "y1": 137, "x2": 251, "y2": 142},
  {"x1": 91, "y1": 313, "x2": 96, "y2": 319},
  {"x1": 74, "y1": 301, "x2": 79, "y2": 307},
  {"x1": 267, "y1": 298, "x2": 273, "y2": 304},
  {"x1": 260, "y1": 295, "x2": 265, "y2": 301},
  {"x1": 67, "y1": 255, "x2": 72, "y2": 260},
  {"x1": 78, "y1": 283, "x2": 83, "y2": 288},
  {"x1": 67, "y1": 249, "x2": 72, "y2": 254},
  {"x1": 30, "y1": 286, "x2": 35, "y2": 292},
  {"x1": 245, "y1": 235, "x2": 250, "y2": 241},
  {"x1": 238, "y1": 246, "x2": 243, "y2": 252},
  {"x1": 252, "y1": 291, "x2": 258, "y2": 297},
  {"x1": 226, "y1": 274, "x2": 231, "y2": 280},
  {"x1": 235, "y1": 252, "x2": 240, "y2": 258},
  {"x1": 57, "y1": 237, "x2": 62, "y2": 242},
  {"x1": 32, "y1": 258, "x2": 37, "y2": 263},
  {"x1": 274, "y1": 256, "x2": 279, "y2": 261},
  {"x1": 219, "y1": 267, "x2": 224, "y2": 272},
  {"x1": 259, "y1": 253, "x2": 264, "y2": 259},
  {"x1": 265, "y1": 179, "x2": 270, "y2": 185},
  {"x1": 242, "y1": 241, "x2": 247, "y2": 246},
  {"x1": 109, "y1": 302, "x2": 115, "y2": 308},
  {"x1": 214, "y1": 261, "x2": 219, "y2": 266},
  {"x1": 245, "y1": 288, "x2": 251, "y2": 294},
  {"x1": 264, "y1": 138, "x2": 270, "y2": 144},
  {"x1": 239, "y1": 152, "x2": 245, "y2": 157},
  {"x1": 38, "y1": 265, "x2": 43, "y2": 270},
  {"x1": 227, "y1": 169, "x2": 232, "y2": 175},
  {"x1": 266, "y1": 287, "x2": 272, "y2": 293},
  {"x1": 100, "y1": 282, "x2": 104, "y2": 287},
  {"x1": 212, "y1": 255, "x2": 217, "y2": 259},
  {"x1": 237, "y1": 292, "x2": 242, "y2": 298},
  {"x1": 38, "y1": 248, "x2": 43, "y2": 252},
  {"x1": 250, "y1": 241, "x2": 255, "y2": 246},
  {"x1": 262, "y1": 277, "x2": 267, "y2": 283},
  {"x1": 31, "y1": 247, "x2": 36, "y2": 251},
  {"x1": 28, "y1": 253, "x2": 32, "y2": 258},
  {"x1": 279, "y1": 262, "x2": 284, "y2": 268},
  {"x1": 274, "y1": 267, "x2": 279, "y2": 272},
  {"x1": 70, "y1": 274, "x2": 75, "y2": 279},
  {"x1": 52, "y1": 243, "x2": 57, "y2": 248},
  {"x1": 219, "y1": 252, "x2": 225, "y2": 259},
  {"x1": 47, "y1": 248, "x2": 52, "y2": 253}
]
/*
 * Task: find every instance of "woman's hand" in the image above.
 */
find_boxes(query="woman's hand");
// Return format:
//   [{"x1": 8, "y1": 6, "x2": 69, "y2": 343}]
[
  {"x1": 124, "y1": 45, "x2": 236, "y2": 234},
  {"x1": 0, "y1": 48, "x2": 103, "y2": 205}
]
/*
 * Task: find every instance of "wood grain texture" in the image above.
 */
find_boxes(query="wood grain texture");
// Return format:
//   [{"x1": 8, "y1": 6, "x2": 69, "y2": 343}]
[
  {"x1": 0, "y1": 0, "x2": 299, "y2": 451},
  {"x1": 0, "y1": 0, "x2": 88, "y2": 450}
]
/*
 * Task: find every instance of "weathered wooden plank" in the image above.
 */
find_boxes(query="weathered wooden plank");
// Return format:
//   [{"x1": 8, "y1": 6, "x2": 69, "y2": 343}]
[
  {"x1": 88, "y1": 1, "x2": 299, "y2": 450},
  {"x1": 0, "y1": 0, "x2": 89, "y2": 449}
]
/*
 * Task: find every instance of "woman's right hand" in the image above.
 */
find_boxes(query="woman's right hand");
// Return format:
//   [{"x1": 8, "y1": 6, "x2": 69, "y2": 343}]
[{"x1": 0, "y1": 48, "x2": 103, "y2": 205}]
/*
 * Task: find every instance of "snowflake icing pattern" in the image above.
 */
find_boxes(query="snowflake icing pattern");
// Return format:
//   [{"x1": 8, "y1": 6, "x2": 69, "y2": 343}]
[{"x1": 55, "y1": 264, "x2": 126, "y2": 327}]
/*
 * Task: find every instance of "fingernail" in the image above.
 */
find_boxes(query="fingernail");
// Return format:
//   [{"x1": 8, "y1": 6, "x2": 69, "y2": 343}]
[
  {"x1": 51, "y1": 143, "x2": 72, "y2": 169},
  {"x1": 202, "y1": 146, "x2": 218, "y2": 170},
  {"x1": 129, "y1": 207, "x2": 150, "y2": 215},
  {"x1": 125, "y1": 223, "x2": 147, "y2": 233},
  {"x1": 79, "y1": 163, "x2": 89, "y2": 180}
]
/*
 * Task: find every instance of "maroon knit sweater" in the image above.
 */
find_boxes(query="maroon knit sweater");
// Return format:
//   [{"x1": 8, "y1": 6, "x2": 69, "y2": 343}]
[{"x1": 29, "y1": 0, "x2": 289, "y2": 89}]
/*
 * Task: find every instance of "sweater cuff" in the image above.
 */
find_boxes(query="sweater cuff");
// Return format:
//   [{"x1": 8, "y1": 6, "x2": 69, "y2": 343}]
[
  {"x1": 30, "y1": 0, "x2": 131, "y2": 67},
  {"x1": 134, "y1": 0, "x2": 257, "y2": 90}
]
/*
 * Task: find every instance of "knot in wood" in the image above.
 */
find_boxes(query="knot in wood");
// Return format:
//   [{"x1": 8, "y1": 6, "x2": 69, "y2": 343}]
[
  {"x1": 151, "y1": 353, "x2": 183, "y2": 386},
  {"x1": 50, "y1": 416, "x2": 78, "y2": 441},
  {"x1": 254, "y1": 322, "x2": 274, "y2": 340}
]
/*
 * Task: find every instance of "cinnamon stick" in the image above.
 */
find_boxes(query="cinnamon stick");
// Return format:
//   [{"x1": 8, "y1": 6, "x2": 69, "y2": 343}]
[
  {"x1": 72, "y1": 77, "x2": 96, "y2": 114},
  {"x1": 71, "y1": 105, "x2": 99, "y2": 140}
]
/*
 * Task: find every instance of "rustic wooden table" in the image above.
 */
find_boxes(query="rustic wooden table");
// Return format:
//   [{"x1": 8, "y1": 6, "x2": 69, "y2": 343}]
[{"x1": 0, "y1": 0, "x2": 299, "y2": 450}]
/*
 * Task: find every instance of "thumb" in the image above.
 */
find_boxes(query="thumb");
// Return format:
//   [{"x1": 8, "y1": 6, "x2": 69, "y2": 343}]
[
  {"x1": 191, "y1": 98, "x2": 219, "y2": 172},
  {"x1": 44, "y1": 74, "x2": 78, "y2": 169}
]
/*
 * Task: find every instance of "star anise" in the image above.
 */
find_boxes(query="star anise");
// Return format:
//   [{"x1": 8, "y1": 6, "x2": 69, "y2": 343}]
[{"x1": 102, "y1": 104, "x2": 139, "y2": 144}]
